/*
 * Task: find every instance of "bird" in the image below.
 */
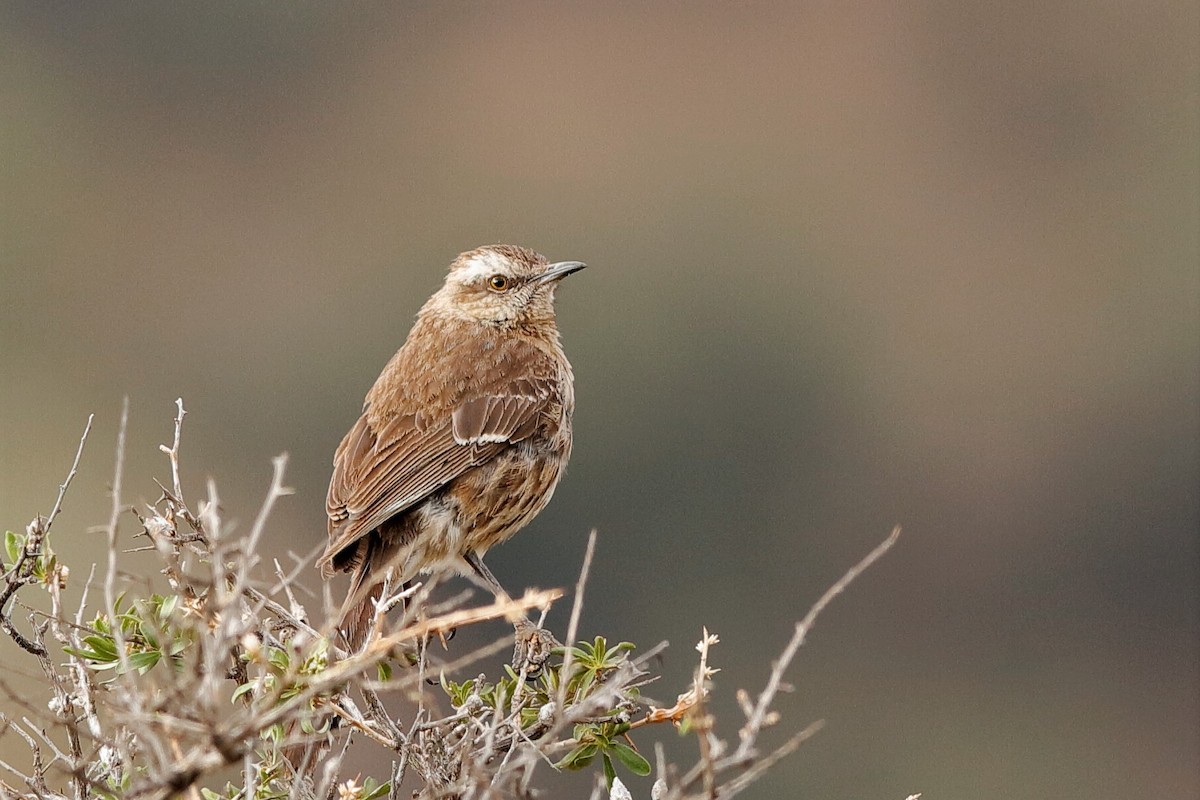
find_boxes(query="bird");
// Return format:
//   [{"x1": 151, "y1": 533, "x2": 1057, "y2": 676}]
[{"x1": 317, "y1": 244, "x2": 585, "y2": 658}]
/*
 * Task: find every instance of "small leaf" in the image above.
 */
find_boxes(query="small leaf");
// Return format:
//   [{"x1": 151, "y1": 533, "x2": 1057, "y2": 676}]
[
  {"x1": 64, "y1": 646, "x2": 109, "y2": 663},
  {"x1": 609, "y1": 741, "x2": 652, "y2": 776},
  {"x1": 602, "y1": 753, "x2": 617, "y2": 788},
  {"x1": 267, "y1": 648, "x2": 289, "y2": 671},
  {"x1": 127, "y1": 650, "x2": 161, "y2": 674},
  {"x1": 361, "y1": 779, "x2": 391, "y2": 800},
  {"x1": 137, "y1": 618, "x2": 161, "y2": 648},
  {"x1": 556, "y1": 742, "x2": 599, "y2": 770},
  {"x1": 4, "y1": 530, "x2": 21, "y2": 566},
  {"x1": 82, "y1": 634, "x2": 119, "y2": 660},
  {"x1": 607, "y1": 641, "x2": 637, "y2": 660}
]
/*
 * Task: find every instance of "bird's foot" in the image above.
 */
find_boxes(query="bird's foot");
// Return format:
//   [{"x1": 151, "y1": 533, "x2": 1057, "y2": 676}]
[{"x1": 512, "y1": 619, "x2": 560, "y2": 676}]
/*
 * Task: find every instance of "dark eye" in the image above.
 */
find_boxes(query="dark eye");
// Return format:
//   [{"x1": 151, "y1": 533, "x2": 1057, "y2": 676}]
[{"x1": 487, "y1": 274, "x2": 510, "y2": 292}]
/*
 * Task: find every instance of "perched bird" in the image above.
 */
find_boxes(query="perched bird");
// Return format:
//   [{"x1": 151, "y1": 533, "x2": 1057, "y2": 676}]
[{"x1": 318, "y1": 244, "x2": 585, "y2": 654}]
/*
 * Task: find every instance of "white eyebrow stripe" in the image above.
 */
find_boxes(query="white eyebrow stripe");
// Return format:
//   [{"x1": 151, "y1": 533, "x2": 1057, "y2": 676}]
[{"x1": 454, "y1": 251, "x2": 509, "y2": 283}]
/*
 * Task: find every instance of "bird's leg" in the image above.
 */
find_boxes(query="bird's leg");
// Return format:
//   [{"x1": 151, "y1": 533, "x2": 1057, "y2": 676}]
[
  {"x1": 464, "y1": 551, "x2": 510, "y2": 600},
  {"x1": 464, "y1": 551, "x2": 559, "y2": 674}
]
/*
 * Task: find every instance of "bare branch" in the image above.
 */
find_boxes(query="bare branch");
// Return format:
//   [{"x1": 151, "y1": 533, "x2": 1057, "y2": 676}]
[
  {"x1": 736, "y1": 525, "x2": 901, "y2": 760},
  {"x1": 556, "y1": 529, "x2": 597, "y2": 715},
  {"x1": 44, "y1": 414, "x2": 94, "y2": 532},
  {"x1": 158, "y1": 398, "x2": 186, "y2": 505}
]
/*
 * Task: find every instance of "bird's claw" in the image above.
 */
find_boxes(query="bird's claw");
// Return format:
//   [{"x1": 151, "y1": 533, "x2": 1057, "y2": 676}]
[
  {"x1": 512, "y1": 619, "x2": 559, "y2": 676},
  {"x1": 436, "y1": 626, "x2": 457, "y2": 646}
]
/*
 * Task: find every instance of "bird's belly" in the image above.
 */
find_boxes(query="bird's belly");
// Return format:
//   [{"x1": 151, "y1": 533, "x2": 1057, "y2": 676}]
[
  {"x1": 382, "y1": 441, "x2": 568, "y2": 579},
  {"x1": 450, "y1": 444, "x2": 566, "y2": 553}
]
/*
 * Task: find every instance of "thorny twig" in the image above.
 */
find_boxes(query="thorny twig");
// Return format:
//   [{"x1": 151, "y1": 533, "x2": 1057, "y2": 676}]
[
  {"x1": 0, "y1": 414, "x2": 93, "y2": 657},
  {"x1": 44, "y1": 415, "x2": 94, "y2": 533},
  {"x1": 735, "y1": 524, "x2": 902, "y2": 763},
  {"x1": 555, "y1": 529, "x2": 597, "y2": 716},
  {"x1": 653, "y1": 526, "x2": 903, "y2": 800}
]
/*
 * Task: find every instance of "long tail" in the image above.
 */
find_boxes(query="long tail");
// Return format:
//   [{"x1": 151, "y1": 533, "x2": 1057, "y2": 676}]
[
  {"x1": 339, "y1": 564, "x2": 383, "y2": 652},
  {"x1": 336, "y1": 531, "x2": 385, "y2": 652},
  {"x1": 282, "y1": 541, "x2": 386, "y2": 775}
]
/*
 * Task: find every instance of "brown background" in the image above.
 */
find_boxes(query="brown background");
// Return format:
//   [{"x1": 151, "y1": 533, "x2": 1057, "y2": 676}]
[{"x1": 2, "y1": 3, "x2": 1197, "y2": 797}]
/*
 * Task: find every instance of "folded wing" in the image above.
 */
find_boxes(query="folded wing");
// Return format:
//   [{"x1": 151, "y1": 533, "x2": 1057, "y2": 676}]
[{"x1": 320, "y1": 380, "x2": 550, "y2": 575}]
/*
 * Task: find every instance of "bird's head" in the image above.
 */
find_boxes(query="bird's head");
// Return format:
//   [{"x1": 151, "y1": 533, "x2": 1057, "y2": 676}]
[{"x1": 429, "y1": 244, "x2": 586, "y2": 327}]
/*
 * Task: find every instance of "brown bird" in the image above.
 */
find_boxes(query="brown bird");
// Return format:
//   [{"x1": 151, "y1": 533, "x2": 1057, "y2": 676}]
[{"x1": 318, "y1": 244, "x2": 585, "y2": 656}]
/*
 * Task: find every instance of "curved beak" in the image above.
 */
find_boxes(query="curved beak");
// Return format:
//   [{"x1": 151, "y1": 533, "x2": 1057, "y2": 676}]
[{"x1": 537, "y1": 260, "x2": 587, "y2": 284}]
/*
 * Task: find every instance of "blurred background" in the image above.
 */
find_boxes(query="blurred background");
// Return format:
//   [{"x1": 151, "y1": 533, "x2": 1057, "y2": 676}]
[{"x1": 2, "y1": 2, "x2": 1197, "y2": 797}]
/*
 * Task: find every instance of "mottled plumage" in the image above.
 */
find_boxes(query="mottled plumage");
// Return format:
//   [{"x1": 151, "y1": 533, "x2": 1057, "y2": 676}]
[{"x1": 319, "y1": 244, "x2": 583, "y2": 648}]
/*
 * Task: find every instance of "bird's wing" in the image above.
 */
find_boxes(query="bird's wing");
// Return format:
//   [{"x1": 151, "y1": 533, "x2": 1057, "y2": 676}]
[{"x1": 320, "y1": 379, "x2": 550, "y2": 574}]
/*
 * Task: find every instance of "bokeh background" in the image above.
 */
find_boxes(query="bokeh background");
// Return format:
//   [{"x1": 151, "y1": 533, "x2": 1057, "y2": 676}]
[{"x1": 2, "y1": 2, "x2": 1197, "y2": 797}]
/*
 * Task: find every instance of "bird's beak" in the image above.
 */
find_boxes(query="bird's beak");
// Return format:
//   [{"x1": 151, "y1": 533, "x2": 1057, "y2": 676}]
[{"x1": 537, "y1": 260, "x2": 587, "y2": 284}]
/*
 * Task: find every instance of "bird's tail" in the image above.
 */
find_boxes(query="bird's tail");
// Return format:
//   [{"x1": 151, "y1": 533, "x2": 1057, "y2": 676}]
[
  {"x1": 338, "y1": 545, "x2": 384, "y2": 652},
  {"x1": 340, "y1": 578, "x2": 382, "y2": 652},
  {"x1": 280, "y1": 548, "x2": 381, "y2": 776}
]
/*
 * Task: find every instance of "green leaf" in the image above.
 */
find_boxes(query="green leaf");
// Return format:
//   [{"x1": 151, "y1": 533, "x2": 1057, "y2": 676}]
[
  {"x1": 609, "y1": 741, "x2": 652, "y2": 776},
  {"x1": 267, "y1": 647, "x2": 289, "y2": 671},
  {"x1": 360, "y1": 779, "x2": 391, "y2": 800},
  {"x1": 606, "y1": 641, "x2": 636, "y2": 660},
  {"x1": 137, "y1": 618, "x2": 161, "y2": 648},
  {"x1": 556, "y1": 742, "x2": 599, "y2": 770},
  {"x1": 602, "y1": 753, "x2": 616, "y2": 788},
  {"x1": 91, "y1": 659, "x2": 124, "y2": 672},
  {"x1": 4, "y1": 530, "x2": 21, "y2": 566},
  {"x1": 81, "y1": 634, "x2": 119, "y2": 660},
  {"x1": 127, "y1": 650, "x2": 161, "y2": 674}
]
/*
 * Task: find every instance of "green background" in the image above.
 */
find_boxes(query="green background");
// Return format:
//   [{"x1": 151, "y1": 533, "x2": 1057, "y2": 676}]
[{"x1": 2, "y1": 3, "x2": 1197, "y2": 797}]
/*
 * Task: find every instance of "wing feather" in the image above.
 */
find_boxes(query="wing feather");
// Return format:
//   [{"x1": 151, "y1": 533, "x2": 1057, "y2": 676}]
[{"x1": 320, "y1": 383, "x2": 550, "y2": 574}]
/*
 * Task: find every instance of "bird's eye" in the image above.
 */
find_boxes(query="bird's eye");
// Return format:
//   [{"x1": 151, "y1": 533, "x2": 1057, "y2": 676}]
[{"x1": 487, "y1": 274, "x2": 510, "y2": 292}]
